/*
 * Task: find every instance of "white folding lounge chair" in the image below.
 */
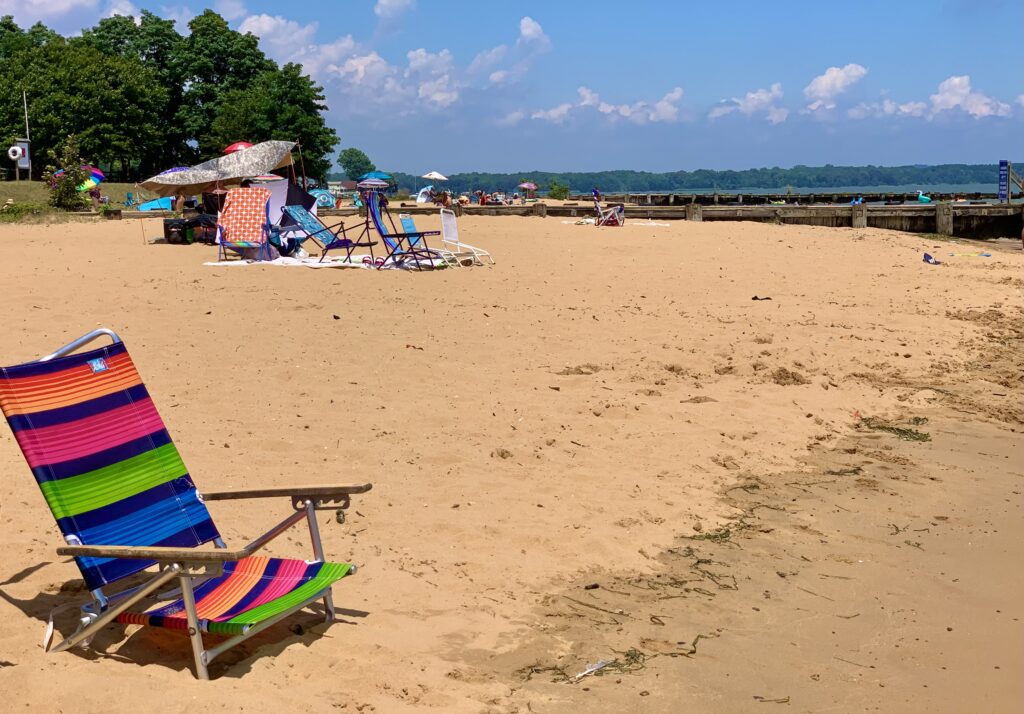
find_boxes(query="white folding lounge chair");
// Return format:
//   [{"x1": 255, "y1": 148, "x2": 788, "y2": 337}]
[{"x1": 440, "y1": 209, "x2": 494, "y2": 266}]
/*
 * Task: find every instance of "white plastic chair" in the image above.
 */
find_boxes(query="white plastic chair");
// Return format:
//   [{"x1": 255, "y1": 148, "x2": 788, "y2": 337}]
[{"x1": 440, "y1": 208, "x2": 494, "y2": 266}]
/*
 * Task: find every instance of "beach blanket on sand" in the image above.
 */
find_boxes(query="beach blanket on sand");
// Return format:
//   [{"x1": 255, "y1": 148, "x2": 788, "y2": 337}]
[
  {"x1": 561, "y1": 219, "x2": 671, "y2": 227},
  {"x1": 204, "y1": 256, "x2": 370, "y2": 269},
  {"x1": 203, "y1": 255, "x2": 449, "y2": 270}
]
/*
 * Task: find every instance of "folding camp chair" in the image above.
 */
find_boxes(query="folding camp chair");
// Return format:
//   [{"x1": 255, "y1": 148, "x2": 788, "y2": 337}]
[
  {"x1": 363, "y1": 190, "x2": 443, "y2": 270},
  {"x1": 593, "y1": 189, "x2": 625, "y2": 227},
  {"x1": 398, "y1": 214, "x2": 461, "y2": 268},
  {"x1": 439, "y1": 209, "x2": 494, "y2": 266},
  {"x1": 0, "y1": 329, "x2": 372, "y2": 680},
  {"x1": 217, "y1": 187, "x2": 273, "y2": 261},
  {"x1": 282, "y1": 205, "x2": 377, "y2": 263}
]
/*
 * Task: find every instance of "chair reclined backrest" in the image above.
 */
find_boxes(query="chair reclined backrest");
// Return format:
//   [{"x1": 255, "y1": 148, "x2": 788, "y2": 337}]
[
  {"x1": 365, "y1": 191, "x2": 402, "y2": 253},
  {"x1": 282, "y1": 204, "x2": 330, "y2": 241},
  {"x1": 218, "y1": 187, "x2": 271, "y2": 245},
  {"x1": 440, "y1": 209, "x2": 460, "y2": 247},
  {"x1": 0, "y1": 341, "x2": 221, "y2": 592},
  {"x1": 399, "y1": 214, "x2": 426, "y2": 249}
]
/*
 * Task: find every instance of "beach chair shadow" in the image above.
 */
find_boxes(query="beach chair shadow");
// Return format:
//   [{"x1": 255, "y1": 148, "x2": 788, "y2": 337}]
[
  {"x1": 0, "y1": 562, "x2": 371, "y2": 678},
  {"x1": 0, "y1": 329, "x2": 373, "y2": 679}
]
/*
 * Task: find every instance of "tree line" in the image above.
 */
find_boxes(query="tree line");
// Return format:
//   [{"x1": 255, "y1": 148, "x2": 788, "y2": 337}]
[
  {"x1": 0, "y1": 10, "x2": 338, "y2": 181},
  {"x1": 340, "y1": 163, "x2": 1011, "y2": 195}
]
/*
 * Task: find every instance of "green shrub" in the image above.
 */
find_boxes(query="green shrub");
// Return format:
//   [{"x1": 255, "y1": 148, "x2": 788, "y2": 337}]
[
  {"x1": 42, "y1": 136, "x2": 89, "y2": 211},
  {"x1": 547, "y1": 180, "x2": 570, "y2": 200},
  {"x1": 0, "y1": 202, "x2": 50, "y2": 223}
]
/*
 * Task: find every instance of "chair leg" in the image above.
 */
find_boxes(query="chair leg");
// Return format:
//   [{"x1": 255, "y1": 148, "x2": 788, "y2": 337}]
[
  {"x1": 303, "y1": 501, "x2": 334, "y2": 621},
  {"x1": 178, "y1": 574, "x2": 209, "y2": 680}
]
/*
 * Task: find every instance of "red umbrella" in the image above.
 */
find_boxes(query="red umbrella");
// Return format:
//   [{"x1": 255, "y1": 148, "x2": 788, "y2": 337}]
[{"x1": 223, "y1": 141, "x2": 253, "y2": 154}]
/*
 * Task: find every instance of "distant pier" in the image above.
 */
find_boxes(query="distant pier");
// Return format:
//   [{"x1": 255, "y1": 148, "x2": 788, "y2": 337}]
[{"x1": 568, "y1": 190, "x2": 1016, "y2": 206}]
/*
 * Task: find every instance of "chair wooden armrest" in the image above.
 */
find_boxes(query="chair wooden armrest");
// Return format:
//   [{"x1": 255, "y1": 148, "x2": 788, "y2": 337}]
[
  {"x1": 201, "y1": 483, "x2": 372, "y2": 501},
  {"x1": 58, "y1": 544, "x2": 254, "y2": 562}
]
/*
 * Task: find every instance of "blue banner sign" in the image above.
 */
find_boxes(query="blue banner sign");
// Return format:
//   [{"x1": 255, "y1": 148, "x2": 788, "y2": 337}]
[{"x1": 997, "y1": 160, "x2": 1008, "y2": 201}]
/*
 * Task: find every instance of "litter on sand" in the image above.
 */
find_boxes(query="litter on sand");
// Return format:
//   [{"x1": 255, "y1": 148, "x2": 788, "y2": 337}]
[{"x1": 573, "y1": 660, "x2": 611, "y2": 681}]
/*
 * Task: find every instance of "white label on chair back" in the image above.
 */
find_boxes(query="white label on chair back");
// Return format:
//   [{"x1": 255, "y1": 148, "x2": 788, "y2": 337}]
[{"x1": 87, "y1": 358, "x2": 108, "y2": 374}]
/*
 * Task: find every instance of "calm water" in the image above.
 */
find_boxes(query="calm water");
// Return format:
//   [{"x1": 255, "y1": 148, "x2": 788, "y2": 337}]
[{"x1": 634, "y1": 183, "x2": 999, "y2": 195}]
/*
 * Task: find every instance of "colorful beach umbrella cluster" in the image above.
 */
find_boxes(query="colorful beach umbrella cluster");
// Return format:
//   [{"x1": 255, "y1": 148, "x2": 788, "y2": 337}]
[{"x1": 53, "y1": 165, "x2": 105, "y2": 192}]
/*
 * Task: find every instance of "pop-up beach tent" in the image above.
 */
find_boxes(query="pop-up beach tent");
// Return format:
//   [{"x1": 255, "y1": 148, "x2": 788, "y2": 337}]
[{"x1": 140, "y1": 140, "x2": 296, "y2": 197}]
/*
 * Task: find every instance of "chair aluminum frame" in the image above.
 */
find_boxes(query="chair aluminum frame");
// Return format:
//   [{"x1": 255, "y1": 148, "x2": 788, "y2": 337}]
[
  {"x1": 31, "y1": 329, "x2": 367, "y2": 680},
  {"x1": 439, "y1": 209, "x2": 493, "y2": 266}
]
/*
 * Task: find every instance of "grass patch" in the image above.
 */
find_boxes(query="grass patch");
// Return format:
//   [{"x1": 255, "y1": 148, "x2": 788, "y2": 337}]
[
  {"x1": 0, "y1": 181, "x2": 144, "y2": 207},
  {"x1": 0, "y1": 202, "x2": 51, "y2": 223}
]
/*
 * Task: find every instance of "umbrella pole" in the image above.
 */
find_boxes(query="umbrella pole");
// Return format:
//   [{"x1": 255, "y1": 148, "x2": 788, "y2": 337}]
[{"x1": 296, "y1": 140, "x2": 307, "y2": 191}]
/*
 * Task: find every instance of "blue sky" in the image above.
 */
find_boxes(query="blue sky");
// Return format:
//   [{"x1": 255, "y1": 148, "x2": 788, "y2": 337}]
[{"x1": 3, "y1": 0, "x2": 1022, "y2": 173}]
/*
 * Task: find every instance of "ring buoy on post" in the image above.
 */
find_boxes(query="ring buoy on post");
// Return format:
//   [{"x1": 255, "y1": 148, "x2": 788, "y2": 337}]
[{"x1": 7, "y1": 146, "x2": 24, "y2": 161}]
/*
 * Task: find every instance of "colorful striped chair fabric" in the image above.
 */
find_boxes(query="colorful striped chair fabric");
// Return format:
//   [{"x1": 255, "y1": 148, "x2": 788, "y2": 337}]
[{"x1": 0, "y1": 330, "x2": 371, "y2": 679}]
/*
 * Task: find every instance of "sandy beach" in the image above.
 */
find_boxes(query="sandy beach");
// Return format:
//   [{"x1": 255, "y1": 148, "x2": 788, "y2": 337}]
[{"x1": 0, "y1": 215, "x2": 1020, "y2": 712}]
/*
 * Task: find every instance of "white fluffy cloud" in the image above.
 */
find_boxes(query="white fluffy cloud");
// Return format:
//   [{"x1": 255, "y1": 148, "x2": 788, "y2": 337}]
[
  {"x1": 531, "y1": 102, "x2": 574, "y2": 123},
  {"x1": 708, "y1": 83, "x2": 788, "y2": 124},
  {"x1": 929, "y1": 75, "x2": 1010, "y2": 119},
  {"x1": 159, "y1": 5, "x2": 194, "y2": 29},
  {"x1": 847, "y1": 99, "x2": 927, "y2": 119},
  {"x1": 471, "y1": 16, "x2": 551, "y2": 86},
  {"x1": 803, "y1": 64, "x2": 868, "y2": 110},
  {"x1": 531, "y1": 86, "x2": 685, "y2": 125},
  {"x1": 374, "y1": 0, "x2": 414, "y2": 20},
  {"x1": 518, "y1": 16, "x2": 549, "y2": 47},
  {"x1": 0, "y1": 0, "x2": 97, "y2": 23},
  {"x1": 239, "y1": 14, "x2": 355, "y2": 77},
  {"x1": 105, "y1": 0, "x2": 138, "y2": 18},
  {"x1": 847, "y1": 75, "x2": 1011, "y2": 121},
  {"x1": 214, "y1": 0, "x2": 247, "y2": 21},
  {"x1": 1018, "y1": 95, "x2": 1024, "y2": 107},
  {"x1": 237, "y1": 12, "x2": 552, "y2": 119}
]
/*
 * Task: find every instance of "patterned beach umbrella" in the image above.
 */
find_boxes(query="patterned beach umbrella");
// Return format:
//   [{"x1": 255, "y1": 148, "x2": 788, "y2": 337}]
[
  {"x1": 53, "y1": 165, "x2": 105, "y2": 191},
  {"x1": 356, "y1": 178, "x2": 390, "y2": 189},
  {"x1": 140, "y1": 140, "x2": 296, "y2": 197},
  {"x1": 309, "y1": 188, "x2": 335, "y2": 207}
]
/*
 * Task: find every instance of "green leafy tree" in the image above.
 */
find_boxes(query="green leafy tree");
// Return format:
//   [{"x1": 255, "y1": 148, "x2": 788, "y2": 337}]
[
  {"x1": 80, "y1": 11, "x2": 188, "y2": 175},
  {"x1": 338, "y1": 147, "x2": 375, "y2": 180},
  {"x1": 43, "y1": 135, "x2": 88, "y2": 210},
  {"x1": 547, "y1": 179, "x2": 569, "y2": 200},
  {"x1": 209, "y1": 64, "x2": 339, "y2": 181},
  {"x1": 176, "y1": 10, "x2": 274, "y2": 159},
  {"x1": 0, "y1": 37, "x2": 165, "y2": 179}
]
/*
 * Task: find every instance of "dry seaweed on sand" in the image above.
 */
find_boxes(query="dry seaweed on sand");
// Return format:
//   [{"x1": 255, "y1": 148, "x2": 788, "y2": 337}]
[{"x1": 858, "y1": 416, "x2": 931, "y2": 442}]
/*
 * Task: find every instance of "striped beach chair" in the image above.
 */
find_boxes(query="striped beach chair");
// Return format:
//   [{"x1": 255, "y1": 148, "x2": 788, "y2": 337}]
[
  {"x1": 592, "y1": 188, "x2": 625, "y2": 227},
  {"x1": 0, "y1": 329, "x2": 372, "y2": 679}
]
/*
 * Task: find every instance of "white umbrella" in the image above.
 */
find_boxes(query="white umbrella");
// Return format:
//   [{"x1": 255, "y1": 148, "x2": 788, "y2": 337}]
[{"x1": 421, "y1": 171, "x2": 448, "y2": 181}]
